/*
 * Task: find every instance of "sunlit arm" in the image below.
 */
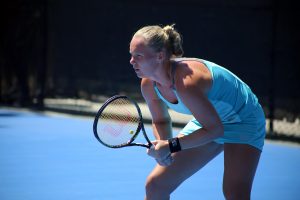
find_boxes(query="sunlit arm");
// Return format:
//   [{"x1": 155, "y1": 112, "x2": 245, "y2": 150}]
[
  {"x1": 178, "y1": 125, "x2": 223, "y2": 150},
  {"x1": 147, "y1": 98, "x2": 172, "y2": 140},
  {"x1": 152, "y1": 117, "x2": 173, "y2": 140},
  {"x1": 175, "y1": 63, "x2": 224, "y2": 150},
  {"x1": 177, "y1": 90, "x2": 224, "y2": 150},
  {"x1": 141, "y1": 78, "x2": 174, "y2": 140}
]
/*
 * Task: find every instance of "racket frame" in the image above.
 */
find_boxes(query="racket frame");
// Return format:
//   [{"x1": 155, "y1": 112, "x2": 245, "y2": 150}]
[{"x1": 93, "y1": 95, "x2": 152, "y2": 149}]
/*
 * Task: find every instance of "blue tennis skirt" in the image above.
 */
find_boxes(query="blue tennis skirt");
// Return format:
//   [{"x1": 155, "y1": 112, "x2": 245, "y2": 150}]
[{"x1": 180, "y1": 105, "x2": 266, "y2": 151}]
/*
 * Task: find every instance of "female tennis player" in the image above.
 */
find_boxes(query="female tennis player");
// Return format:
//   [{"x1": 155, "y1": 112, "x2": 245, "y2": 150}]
[{"x1": 129, "y1": 24, "x2": 266, "y2": 200}]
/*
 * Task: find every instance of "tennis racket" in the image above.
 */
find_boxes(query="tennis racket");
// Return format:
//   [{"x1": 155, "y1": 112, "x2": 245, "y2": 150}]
[{"x1": 93, "y1": 95, "x2": 152, "y2": 149}]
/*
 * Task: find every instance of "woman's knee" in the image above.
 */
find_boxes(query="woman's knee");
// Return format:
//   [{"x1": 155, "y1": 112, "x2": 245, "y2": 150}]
[
  {"x1": 145, "y1": 174, "x2": 159, "y2": 194},
  {"x1": 145, "y1": 173, "x2": 172, "y2": 197}
]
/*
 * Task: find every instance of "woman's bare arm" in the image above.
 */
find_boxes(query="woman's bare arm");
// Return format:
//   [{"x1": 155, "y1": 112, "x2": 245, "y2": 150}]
[
  {"x1": 141, "y1": 78, "x2": 173, "y2": 140},
  {"x1": 175, "y1": 61, "x2": 224, "y2": 150}
]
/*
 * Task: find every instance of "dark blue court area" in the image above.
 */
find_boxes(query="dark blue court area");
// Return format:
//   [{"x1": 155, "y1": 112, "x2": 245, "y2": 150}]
[{"x1": 1, "y1": 108, "x2": 299, "y2": 200}]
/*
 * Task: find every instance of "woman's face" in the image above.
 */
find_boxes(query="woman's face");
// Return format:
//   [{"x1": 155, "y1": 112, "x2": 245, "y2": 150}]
[{"x1": 129, "y1": 36, "x2": 160, "y2": 78}]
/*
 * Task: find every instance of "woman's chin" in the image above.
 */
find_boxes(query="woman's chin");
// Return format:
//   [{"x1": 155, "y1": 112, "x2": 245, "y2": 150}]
[{"x1": 135, "y1": 72, "x2": 144, "y2": 78}]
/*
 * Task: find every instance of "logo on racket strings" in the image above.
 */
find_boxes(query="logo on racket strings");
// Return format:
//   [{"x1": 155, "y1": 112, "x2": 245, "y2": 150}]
[{"x1": 103, "y1": 109, "x2": 136, "y2": 137}]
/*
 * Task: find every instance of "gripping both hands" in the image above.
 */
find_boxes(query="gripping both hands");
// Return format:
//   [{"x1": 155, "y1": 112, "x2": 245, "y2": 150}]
[{"x1": 147, "y1": 140, "x2": 174, "y2": 167}]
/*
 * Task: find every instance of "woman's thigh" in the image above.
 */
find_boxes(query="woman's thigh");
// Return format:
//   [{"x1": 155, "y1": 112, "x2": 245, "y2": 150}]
[
  {"x1": 223, "y1": 143, "x2": 261, "y2": 199},
  {"x1": 146, "y1": 141, "x2": 224, "y2": 193}
]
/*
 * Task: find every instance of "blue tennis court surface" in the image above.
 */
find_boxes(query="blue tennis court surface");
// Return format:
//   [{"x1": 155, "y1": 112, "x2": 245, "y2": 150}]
[{"x1": 1, "y1": 108, "x2": 299, "y2": 200}]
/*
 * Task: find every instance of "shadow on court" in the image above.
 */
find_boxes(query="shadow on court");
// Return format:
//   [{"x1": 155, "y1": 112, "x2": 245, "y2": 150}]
[{"x1": 0, "y1": 108, "x2": 299, "y2": 200}]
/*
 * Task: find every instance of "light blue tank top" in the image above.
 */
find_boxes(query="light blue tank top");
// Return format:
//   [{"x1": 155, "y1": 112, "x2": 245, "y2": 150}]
[{"x1": 154, "y1": 58, "x2": 259, "y2": 124}]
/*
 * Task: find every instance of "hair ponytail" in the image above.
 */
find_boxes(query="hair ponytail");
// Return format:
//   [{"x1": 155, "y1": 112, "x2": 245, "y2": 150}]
[
  {"x1": 163, "y1": 24, "x2": 184, "y2": 57},
  {"x1": 133, "y1": 24, "x2": 184, "y2": 58}
]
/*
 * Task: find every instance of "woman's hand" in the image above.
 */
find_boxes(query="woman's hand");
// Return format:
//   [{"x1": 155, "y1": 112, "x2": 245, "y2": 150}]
[{"x1": 147, "y1": 140, "x2": 173, "y2": 166}]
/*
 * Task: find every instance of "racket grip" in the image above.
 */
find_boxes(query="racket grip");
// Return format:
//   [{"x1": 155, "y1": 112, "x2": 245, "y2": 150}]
[{"x1": 147, "y1": 142, "x2": 153, "y2": 149}]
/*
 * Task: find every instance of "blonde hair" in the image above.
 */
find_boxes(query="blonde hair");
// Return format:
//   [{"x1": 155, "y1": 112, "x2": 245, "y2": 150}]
[{"x1": 133, "y1": 24, "x2": 184, "y2": 57}]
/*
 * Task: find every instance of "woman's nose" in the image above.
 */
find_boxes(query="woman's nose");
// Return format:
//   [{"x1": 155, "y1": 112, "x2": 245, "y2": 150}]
[{"x1": 130, "y1": 56, "x2": 135, "y2": 65}]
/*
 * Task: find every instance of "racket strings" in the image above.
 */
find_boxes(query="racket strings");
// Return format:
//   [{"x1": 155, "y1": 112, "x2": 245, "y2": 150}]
[
  {"x1": 99, "y1": 98, "x2": 139, "y2": 122},
  {"x1": 96, "y1": 98, "x2": 141, "y2": 147}
]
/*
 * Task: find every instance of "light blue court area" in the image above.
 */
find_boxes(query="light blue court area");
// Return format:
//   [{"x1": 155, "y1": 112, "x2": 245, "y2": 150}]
[{"x1": 0, "y1": 108, "x2": 300, "y2": 200}]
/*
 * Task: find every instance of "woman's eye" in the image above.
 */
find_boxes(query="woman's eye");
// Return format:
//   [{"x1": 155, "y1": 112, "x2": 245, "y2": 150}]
[{"x1": 134, "y1": 55, "x2": 142, "y2": 59}]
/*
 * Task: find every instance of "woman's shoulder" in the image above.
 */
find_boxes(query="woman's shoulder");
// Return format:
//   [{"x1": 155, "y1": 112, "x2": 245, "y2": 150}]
[
  {"x1": 173, "y1": 57, "x2": 206, "y2": 73},
  {"x1": 141, "y1": 78, "x2": 154, "y2": 90},
  {"x1": 141, "y1": 78, "x2": 159, "y2": 101},
  {"x1": 174, "y1": 58, "x2": 209, "y2": 79},
  {"x1": 173, "y1": 58, "x2": 212, "y2": 93}
]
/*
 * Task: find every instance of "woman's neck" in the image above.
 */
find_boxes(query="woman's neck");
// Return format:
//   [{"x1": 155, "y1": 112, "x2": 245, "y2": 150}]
[{"x1": 152, "y1": 60, "x2": 173, "y2": 88}]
